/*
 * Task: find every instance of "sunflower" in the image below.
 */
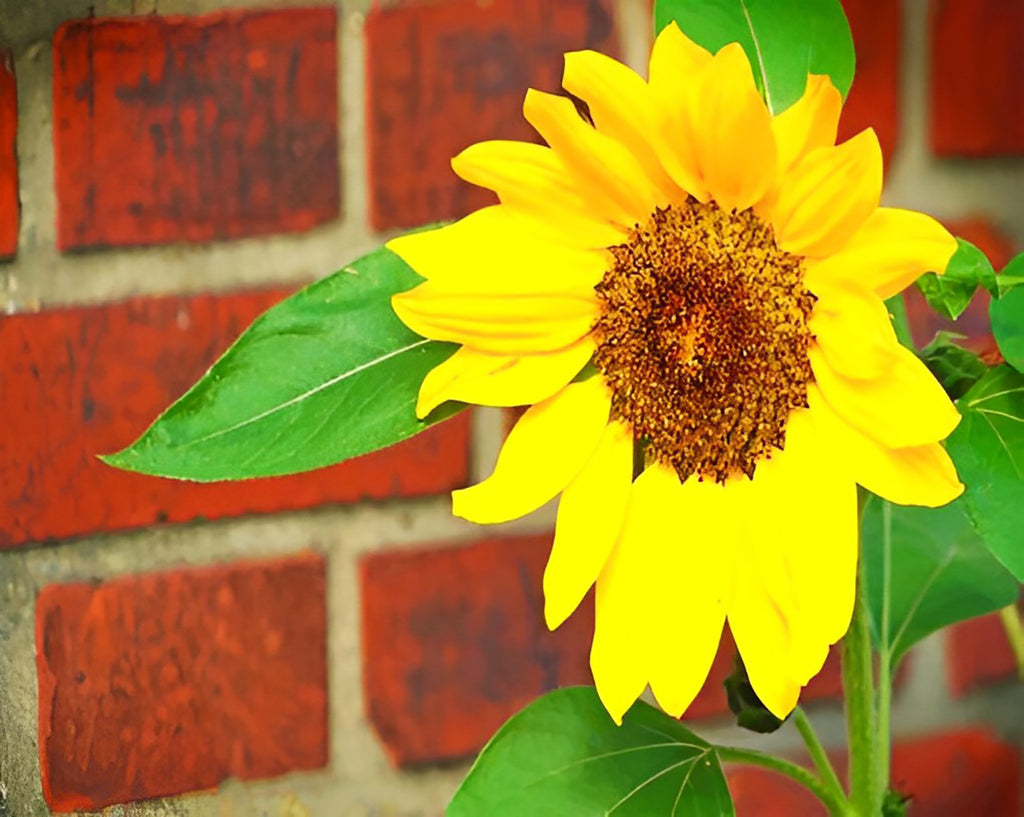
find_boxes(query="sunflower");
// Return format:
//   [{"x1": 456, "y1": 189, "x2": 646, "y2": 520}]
[{"x1": 388, "y1": 23, "x2": 963, "y2": 724}]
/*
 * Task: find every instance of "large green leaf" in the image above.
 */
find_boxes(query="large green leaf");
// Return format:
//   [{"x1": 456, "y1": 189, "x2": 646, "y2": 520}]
[
  {"x1": 653, "y1": 0, "x2": 854, "y2": 114},
  {"x1": 997, "y1": 252, "x2": 1024, "y2": 295},
  {"x1": 945, "y1": 365, "x2": 1024, "y2": 580},
  {"x1": 103, "y1": 248, "x2": 460, "y2": 481},
  {"x1": 916, "y1": 238, "x2": 997, "y2": 321},
  {"x1": 861, "y1": 496, "x2": 1018, "y2": 667},
  {"x1": 449, "y1": 687, "x2": 734, "y2": 817},
  {"x1": 990, "y1": 284, "x2": 1024, "y2": 373}
]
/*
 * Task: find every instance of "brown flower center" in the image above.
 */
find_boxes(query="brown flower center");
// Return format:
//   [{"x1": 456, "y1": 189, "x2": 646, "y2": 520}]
[{"x1": 593, "y1": 201, "x2": 815, "y2": 483}]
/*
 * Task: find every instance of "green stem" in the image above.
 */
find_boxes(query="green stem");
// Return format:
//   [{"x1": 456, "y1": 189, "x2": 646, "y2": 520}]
[
  {"x1": 842, "y1": 567, "x2": 876, "y2": 815},
  {"x1": 716, "y1": 746, "x2": 850, "y2": 816},
  {"x1": 793, "y1": 707, "x2": 846, "y2": 808},
  {"x1": 873, "y1": 500, "x2": 894, "y2": 812},
  {"x1": 998, "y1": 603, "x2": 1024, "y2": 680}
]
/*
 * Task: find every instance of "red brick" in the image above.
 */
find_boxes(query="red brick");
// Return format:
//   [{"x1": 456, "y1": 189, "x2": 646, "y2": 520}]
[
  {"x1": 0, "y1": 290, "x2": 470, "y2": 549},
  {"x1": 947, "y1": 610, "x2": 1020, "y2": 696},
  {"x1": 36, "y1": 553, "x2": 328, "y2": 812},
  {"x1": 839, "y1": 0, "x2": 900, "y2": 166},
  {"x1": 360, "y1": 533, "x2": 594, "y2": 766},
  {"x1": 930, "y1": 0, "x2": 1024, "y2": 156},
  {"x1": 365, "y1": 0, "x2": 618, "y2": 230},
  {"x1": 729, "y1": 730, "x2": 1020, "y2": 816},
  {"x1": 0, "y1": 50, "x2": 17, "y2": 259},
  {"x1": 52, "y1": 9, "x2": 339, "y2": 250},
  {"x1": 905, "y1": 217, "x2": 1017, "y2": 348}
]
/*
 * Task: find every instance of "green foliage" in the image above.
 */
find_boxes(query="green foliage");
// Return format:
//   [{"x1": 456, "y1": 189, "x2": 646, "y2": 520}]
[
  {"x1": 916, "y1": 238, "x2": 997, "y2": 321},
  {"x1": 448, "y1": 687, "x2": 734, "y2": 817},
  {"x1": 103, "y1": 248, "x2": 460, "y2": 481},
  {"x1": 884, "y1": 294, "x2": 915, "y2": 350},
  {"x1": 997, "y1": 252, "x2": 1024, "y2": 295},
  {"x1": 861, "y1": 495, "x2": 1018, "y2": 667},
  {"x1": 724, "y1": 654, "x2": 785, "y2": 734},
  {"x1": 653, "y1": 0, "x2": 854, "y2": 114},
  {"x1": 920, "y1": 332, "x2": 987, "y2": 400},
  {"x1": 945, "y1": 365, "x2": 1024, "y2": 580},
  {"x1": 990, "y1": 283, "x2": 1024, "y2": 373}
]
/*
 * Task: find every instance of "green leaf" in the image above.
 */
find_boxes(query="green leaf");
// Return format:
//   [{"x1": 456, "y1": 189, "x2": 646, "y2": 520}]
[
  {"x1": 449, "y1": 687, "x2": 734, "y2": 817},
  {"x1": 945, "y1": 365, "x2": 1024, "y2": 580},
  {"x1": 990, "y1": 284, "x2": 1024, "y2": 373},
  {"x1": 653, "y1": 0, "x2": 854, "y2": 114},
  {"x1": 916, "y1": 238, "x2": 997, "y2": 321},
  {"x1": 998, "y1": 252, "x2": 1024, "y2": 295},
  {"x1": 103, "y1": 248, "x2": 460, "y2": 481},
  {"x1": 861, "y1": 495, "x2": 1018, "y2": 665},
  {"x1": 920, "y1": 332, "x2": 987, "y2": 400},
  {"x1": 885, "y1": 294, "x2": 915, "y2": 350}
]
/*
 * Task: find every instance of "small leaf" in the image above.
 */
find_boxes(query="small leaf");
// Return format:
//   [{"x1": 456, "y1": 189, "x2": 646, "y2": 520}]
[
  {"x1": 724, "y1": 654, "x2": 785, "y2": 734},
  {"x1": 861, "y1": 495, "x2": 1018, "y2": 665},
  {"x1": 920, "y1": 332, "x2": 987, "y2": 400},
  {"x1": 448, "y1": 687, "x2": 734, "y2": 817},
  {"x1": 653, "y1": 0, "x2": 854, "y2": 114},
  {"x1": 916, "y1": 238, "x2": 997, "y2": 321},
  {"x1": 885, "y1": 294, "x2": 915, "y2": 350},
  {"x1": 990, "y1": 284, "x2": 1024, "y2": 373},
  {"x1": 103, "y1": 247, "x2": 460, "y2": 481},
  {"x1": 945, "y1": 365, "x2": 1024, "y2": 580},
  {"x1": 998, "y1": 252, "x2": 1024, "y2": 295}
]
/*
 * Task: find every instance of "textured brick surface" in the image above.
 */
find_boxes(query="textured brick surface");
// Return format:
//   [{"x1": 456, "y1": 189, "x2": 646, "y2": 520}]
[
  {"x1": 52, "y1": 9, "x2": 339, "y2": 250},
  {"x1": 360, "y1": 532, "x2": 847, "y2": 765},
  {"x1": 729, "y1": 729, "x2": 1021, "y2": 816},
  {"x1": 947, "y1": 611, "x2": 1020, "y2": 696},
  {"x1": 360, "y1": 533, "x2": 594, "y2": 766},
  {"x1": 0, "y1": 49, "x2": 17, "y2": 259},
  {"x1": 36, "y1": 553, "x2": 328, "y2": 812},
  {"x1": 839, "y1": 0, "x2": 900, "y2": 165},
  {"x1": 930, "y1": 0, "x2": 1024, "y2": 156},
  {"x1": 905, "y1": 217, "x2": 1017, "y2": 349},
  {"x1": 0, "y1": 290, "x2": 470, "y2": 549},
  {"x1": 365, "y1": 0, "x2": 617, "y2": 230}
]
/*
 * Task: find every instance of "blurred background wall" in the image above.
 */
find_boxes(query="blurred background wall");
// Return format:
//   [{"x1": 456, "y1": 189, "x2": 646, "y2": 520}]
[{"x1": 0, "y1": 0, "x2": 1021, "y2": 814}]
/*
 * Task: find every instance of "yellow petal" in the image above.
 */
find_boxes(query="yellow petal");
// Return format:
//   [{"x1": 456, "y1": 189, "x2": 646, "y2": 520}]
[
  {"x1": 647, "y1": 22, "x2": 712, "y2": 199},
  {"x1": 808, "y1": 280, "x2": 901, "y2": 380},
  {"x1": 771, "y1": 129, "x2": 883, "y2": 257},
  {"x1": 810, "y1": 344, "x2": 961, "y2": 448},
  {"x1": 772, "y1": 74, "x2": 842, "y2": 173},
  {"x1": 809, "y1": 385, "x2": 964, "y2": 508},
  {"x1": 387, "y1": 205, "x2": 613, "y2": 286},
  {"x1": 591, "y1": 463, "x2": 729, "y2": 722},
  {"x1": 805, "y1": 208, "x2": 958, "y2": 300},
  {"x1": 415, "y1": 338, "x2": 596, "y2": 417},
  {"x1": 523, "y1": 89, "x2": 658, "y2": 227},
  {"x1": 728, "y1": 561, "x2": 801, "y2": 720},
  {"x1": 391, "y1": 279, "x2": 599, "y2": 355},
  {"x1": 747, "y1": 408, "x2": 859, "y2": 665},
  {"x1": 450, "y1": 146, "x2": 627, "y2": 248},
  {"x1": 452, "y1": 377, "x2": 611, "y2": 524},
  {"x1": 688, "y1": 43, "x2": 777, "y2": 212},
  {"x1": 647, "y1": 473, "x2": 734, "y2": 718},
  {"x1": 544, "y1": 420, "x2": 633, "y2": 630},
  {"x1": 562, "y1": 50, "x2": 680, "y2": 204}
]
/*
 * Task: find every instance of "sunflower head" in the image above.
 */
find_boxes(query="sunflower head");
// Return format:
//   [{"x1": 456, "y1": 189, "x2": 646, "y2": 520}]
[{"x1": 387, "y1": 23, "x2": 963, "y2": 724}]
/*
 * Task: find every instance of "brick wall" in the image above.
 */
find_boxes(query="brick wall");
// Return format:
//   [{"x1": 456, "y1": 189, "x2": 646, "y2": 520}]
[{"x1": 0, "y1": 0, "x2": 1021, "y2": 814}]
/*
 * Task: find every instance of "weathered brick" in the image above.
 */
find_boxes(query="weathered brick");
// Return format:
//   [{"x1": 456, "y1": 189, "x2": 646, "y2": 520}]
[
  {"x1": 947, "y1": 610, "x2": 1020, "y2": 696},
  {"x1": 360, "y1": 533, "x2": 594, "y2": 766},
  {"x1": 0, "y1": 290, "x2": 470, "y2": 549},
  {"x1": 930, "y1": 0, "x2": 1024, "y2": 156},
  {"x1": 365, "y1": 0, "x2": 617, "y2": 230},
  {"x1": 904, "y1": 217, "x2": 1017, "y2": 349},
  {"x1": 839, "y1": 0, "x2": 900, "y2": 165},
  {"x1": 52, "y1": 9, "x2": 339, "y2": 250},
  {"x1": 36, "y1": 553, "x2": 328, "y2": 812},
  {"x1": 0, "y1": 49, "x2": 17, "y2": 259},
  {"x1": 360, "y1": 532, "x2": 848, "y2": 765},
  {"x1": 729, "y1": 729, "x2": 1020, "y2": 816}
]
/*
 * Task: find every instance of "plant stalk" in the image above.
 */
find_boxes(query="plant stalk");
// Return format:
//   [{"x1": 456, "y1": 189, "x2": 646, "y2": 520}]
[
  {"x1": 793, "y1": 707, "x2": 847, "y2": 809},
  {"x1": 716, "y1": 746, "x2": 851, "y2": 816},
  {"x1": 842, "y1": 569, "x2": 876, "y2": 815}
]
